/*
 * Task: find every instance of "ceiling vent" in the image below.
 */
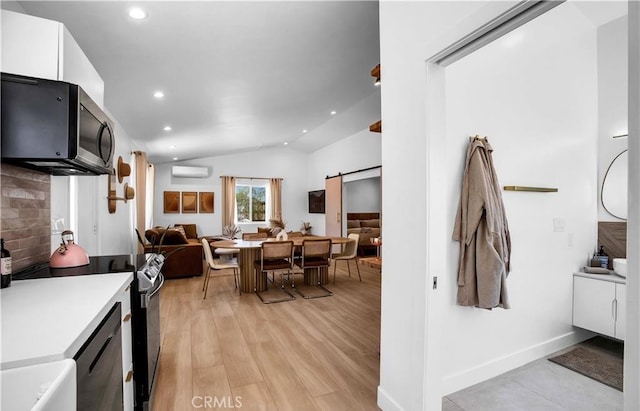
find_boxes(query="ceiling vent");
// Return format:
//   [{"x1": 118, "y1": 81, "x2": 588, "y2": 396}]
[{"x1": 171, "y1": 166, "x2": 209, "y2": 178}]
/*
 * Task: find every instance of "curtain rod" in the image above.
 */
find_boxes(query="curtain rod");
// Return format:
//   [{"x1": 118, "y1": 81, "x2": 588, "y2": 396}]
[
  {"x1": 219, "y1": 176, "x2": 283, "y2": 181},
  {"x1": 326, "y1": 165, "x2": 381, "y2": 180}
]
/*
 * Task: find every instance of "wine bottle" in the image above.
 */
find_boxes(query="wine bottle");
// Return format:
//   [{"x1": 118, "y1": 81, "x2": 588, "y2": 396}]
[{"x1": 1, "y1": 238, "x2": 12, "y2": 288}]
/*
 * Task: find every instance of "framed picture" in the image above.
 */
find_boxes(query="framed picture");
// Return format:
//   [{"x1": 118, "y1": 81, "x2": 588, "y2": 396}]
[
  {"x1": 182, "y1": 191, "x2": 197, "y2": 213},
  {"x1": 163, "y1": 191, "x2": 180, "y2": 213},
  {"x1": 199, "y1": 192, "x2": 214, "y2": 213}
]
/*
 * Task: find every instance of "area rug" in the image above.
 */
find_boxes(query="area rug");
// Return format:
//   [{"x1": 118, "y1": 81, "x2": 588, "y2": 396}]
[{"x1": 548, "y1": 336, "x2": 623, "y2": 391}]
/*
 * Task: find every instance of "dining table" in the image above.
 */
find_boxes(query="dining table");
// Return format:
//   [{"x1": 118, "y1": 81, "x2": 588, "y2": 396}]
[{"x1": 210, "y1": 236, "x2": 350, "y2": 293}]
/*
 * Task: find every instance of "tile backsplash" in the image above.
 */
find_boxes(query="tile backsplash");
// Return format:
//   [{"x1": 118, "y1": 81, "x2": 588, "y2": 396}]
[
  {"x1": 1, "y1": 164, "x2": 51, "y2": 271},
  {"x1": 598, "y1": 221, "x2": 626, "y2": 269}
]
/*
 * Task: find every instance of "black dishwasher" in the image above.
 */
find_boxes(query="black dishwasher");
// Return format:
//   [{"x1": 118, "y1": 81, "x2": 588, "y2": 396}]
[{"x1": 74, "y1": 302, "x2": 123, "y2": 411}]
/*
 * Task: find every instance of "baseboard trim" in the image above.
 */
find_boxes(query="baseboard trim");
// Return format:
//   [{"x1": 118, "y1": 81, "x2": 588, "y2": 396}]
[
  {"x1": 441, "y1": 329, "x2": 593, "y2": 396},
  {"x1": 377, "y1": 385, "x2": 405, "y2": 411}
]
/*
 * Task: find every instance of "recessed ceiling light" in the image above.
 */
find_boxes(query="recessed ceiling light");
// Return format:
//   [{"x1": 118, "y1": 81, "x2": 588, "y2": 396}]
[
  {"x1": 164, "y1": 126, "x2": 172, "y2": 131},
  {"x1": 172, "y1": 157, "x2": 178, "y2": 161},
  {"x1": 302, "y1": 129, "x2": 308, "y2": 133},
  {"x1": 153, "y1": 91, "x2": 164, "y2": 99},
  {"x1": 330, "y1": 110, "x2": 337, "y2": 115},
  {"x1": 169, "y1": 145, "x2": 176, "y2": 149},
  {"x1": 128, "y1": 8, "x2": 147, "y2": 20},
  {"x1": 283, "y1": 142, "x2": 289, "y2": 146}
]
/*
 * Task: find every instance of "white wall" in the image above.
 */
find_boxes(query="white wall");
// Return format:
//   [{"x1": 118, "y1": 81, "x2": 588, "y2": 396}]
[
  {"x1": 152, "y1": 129, "x2": 381, "y2": 238},
  {"x1": 598, "y1": 16, "x2": 628, "y2": 221},
  {"x1": 152, "y1": 147, "x2": 309, "y2": 237},
  {"x1": 306, "y1": 128, "x2": 382, "y2": 235},
  {"x1": 345, "y1": 177, "x2": 381, "y2": 213},
  {"x1": 73, "y1": 116, "x2": 139, "y2": 256},
  {"x1": 378, "y1": 2, "x2": 518, "y2": 409},
  {"x1": 378, "y1": 1, "x2": 607, "y2": 410},
  {"x1": 625, "y1": 5, "x2": 640, "y2": 410},
  {"x1": 440, "y1": 4, "x2": 598, "y2": 394}
]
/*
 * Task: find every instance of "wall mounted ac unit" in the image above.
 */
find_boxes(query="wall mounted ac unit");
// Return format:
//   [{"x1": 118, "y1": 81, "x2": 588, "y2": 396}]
[{"x1": 171, "y1": 166, "x2": 209, "y2": 178}]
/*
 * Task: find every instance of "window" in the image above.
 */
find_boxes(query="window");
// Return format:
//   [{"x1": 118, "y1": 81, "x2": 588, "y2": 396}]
[{"x1": 236, "y1": 183, "x2": 267, "y2": 223}]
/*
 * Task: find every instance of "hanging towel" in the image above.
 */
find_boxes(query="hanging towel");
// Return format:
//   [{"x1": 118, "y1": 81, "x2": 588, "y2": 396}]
[{"x1": 452, "y1": 137, "x2": 511, "y2": 309}]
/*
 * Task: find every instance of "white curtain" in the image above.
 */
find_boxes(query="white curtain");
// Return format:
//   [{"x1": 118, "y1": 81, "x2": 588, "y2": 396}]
[
  {"x1": 146, "y1": 163, "x2": 155, "y2": 229},
  {"x1": 269, "y1": 178, "x2": 282, "y2": 221},
  {"x1": 221, "y1": 176, "x2": 236, "y2": 227},
  {"x1": 134, "y1": 151, "x2": 153, "y2": 252}
]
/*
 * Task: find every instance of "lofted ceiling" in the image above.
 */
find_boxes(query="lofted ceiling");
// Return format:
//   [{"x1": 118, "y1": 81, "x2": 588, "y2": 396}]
[{"x1": 13, "y1": 1, "x2": 381, "y2": 164}]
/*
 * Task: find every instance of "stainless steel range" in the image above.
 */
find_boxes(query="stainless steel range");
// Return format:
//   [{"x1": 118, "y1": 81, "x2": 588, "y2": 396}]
[
  {"x1": 13, "y1": 253, "x2": 165, "y2": 411},
  {"x1": 132, "y1": 253, "x2": 165, "y2": 411}
]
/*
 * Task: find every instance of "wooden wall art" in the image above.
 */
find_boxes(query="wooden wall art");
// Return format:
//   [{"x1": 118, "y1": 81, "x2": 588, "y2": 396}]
[
  {"x1": 199, "y1": 192, "x2": 214, "y2": 213},
  {"x1": 163, "y1": 191, "x2": 180, "y2": 213},
  {"x1": 182, "y1": 191, "x2": 197, "y2": 213}
]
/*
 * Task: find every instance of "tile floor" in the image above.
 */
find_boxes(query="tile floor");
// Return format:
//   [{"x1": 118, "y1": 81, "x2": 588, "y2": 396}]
[{"x1": 443, "y1": 354, "x2": 623, "y2": 411}]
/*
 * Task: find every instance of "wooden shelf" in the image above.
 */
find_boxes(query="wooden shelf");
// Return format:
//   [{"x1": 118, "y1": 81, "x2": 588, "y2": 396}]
[{"x1": 370, "y1": 64, "x2": 381, "y2": 133}]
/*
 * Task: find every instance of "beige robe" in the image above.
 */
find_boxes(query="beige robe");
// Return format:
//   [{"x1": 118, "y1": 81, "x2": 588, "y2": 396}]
[{"x1": 453, "y1": 138, "x2": 511, "y2": 309}]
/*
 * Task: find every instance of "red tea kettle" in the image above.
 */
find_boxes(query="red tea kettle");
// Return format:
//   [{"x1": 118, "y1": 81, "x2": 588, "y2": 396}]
[{"x1": 50, "y1": 230, "x2": 90, "y2": 268}]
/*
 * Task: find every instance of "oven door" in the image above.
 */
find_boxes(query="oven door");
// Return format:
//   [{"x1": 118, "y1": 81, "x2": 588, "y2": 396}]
[
  {"x1": 135, "y1": 272, "x2": 163, "y2": 411},
  {"x1": 145, "y1": 273, "x2": 163, "y2": 404}
]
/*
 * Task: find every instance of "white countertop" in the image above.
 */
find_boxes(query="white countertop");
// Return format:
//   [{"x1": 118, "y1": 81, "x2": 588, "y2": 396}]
[
  {"x1": 574, "y1": 271, "x2": 626, "y2": 284},
  {"x1": 0, "y1": 272, "x2": 132, "y2": 370}
]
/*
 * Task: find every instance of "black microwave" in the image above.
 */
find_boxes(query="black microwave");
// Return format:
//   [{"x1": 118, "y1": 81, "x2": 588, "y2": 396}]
[{"x1": 1, "y1": 73, "x2": 114, "y2": 175}]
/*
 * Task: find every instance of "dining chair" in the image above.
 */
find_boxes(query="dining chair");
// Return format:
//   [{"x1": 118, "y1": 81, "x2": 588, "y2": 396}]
[
  {"x1": 253, "y1": 240, "x2": 295, "y2": 303},
  {"x1": 287, "y1": 231, "x2": 303, "y2": 261},
  {"x1": 242, "y1": 232, "x2": 268, "y2": 240},
  {"x1": 331, "y1": 233, "x2": 361, "y2": 284},
  {"x1": 294, "y1": 238, "x2": 333, "y2": 299},
  {"x1": 201, "y1": 238, "x2": 240, "y2": 299}
]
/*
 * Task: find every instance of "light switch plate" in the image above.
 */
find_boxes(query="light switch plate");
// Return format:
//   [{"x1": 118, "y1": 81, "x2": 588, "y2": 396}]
[{"x1": 553, "y1": 217, "x2": 565, "y2": 232}]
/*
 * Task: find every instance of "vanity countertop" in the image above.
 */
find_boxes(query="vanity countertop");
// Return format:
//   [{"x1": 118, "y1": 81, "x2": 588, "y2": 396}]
[{"x1": 574, "y1": 271, "x2": 626, "y2": 284}]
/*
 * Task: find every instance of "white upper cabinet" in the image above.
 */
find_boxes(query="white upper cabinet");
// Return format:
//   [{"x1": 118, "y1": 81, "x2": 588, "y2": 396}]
[
  {"x1": 1, "y1": 11, "x2": 59, "y2": 79},
  {"x1": 59, "y1": 26, "x2": 104, "y2": 107},
  {"x1": 0, "y1": 10, "x2": 104, "y2": 107}
]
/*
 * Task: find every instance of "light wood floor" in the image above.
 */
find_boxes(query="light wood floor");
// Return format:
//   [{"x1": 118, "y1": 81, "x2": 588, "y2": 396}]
[{"x1": 152, "y1": 261, "x2": 382, "y2": 411}]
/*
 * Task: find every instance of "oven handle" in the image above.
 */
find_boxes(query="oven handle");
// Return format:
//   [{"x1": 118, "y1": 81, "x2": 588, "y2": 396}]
[{"x1": 148, "y1": 273, "x2": 165, "y2": 299}]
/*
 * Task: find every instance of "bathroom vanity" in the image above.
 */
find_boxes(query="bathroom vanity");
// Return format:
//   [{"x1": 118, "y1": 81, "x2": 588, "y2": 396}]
[{"x1": 573, "y1": 272, "x2": 626, "y2": 341}]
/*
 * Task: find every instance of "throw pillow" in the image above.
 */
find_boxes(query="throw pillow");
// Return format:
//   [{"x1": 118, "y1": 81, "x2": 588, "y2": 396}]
[
  {"x1": 176, "y1": 223, "x2": 198, "y2": 239},
  {"x1": 163, "y1": 229, "x2": 189, "y2": 245},
  {"x1": 257, "y1": 227, "x2": 272, "y2": 237},
  {"x1": 172, "y1": 225, "x2": 187, "y2": 239},
  {"x1": 361, "y1": 219, "x2": 379, "y2": 228},
  {"x1": 144, "y1": 228, "x2": 160, "y2": 245},
  {"x1": 347, "y1": 220, "x2": 361, "y2": 229}
]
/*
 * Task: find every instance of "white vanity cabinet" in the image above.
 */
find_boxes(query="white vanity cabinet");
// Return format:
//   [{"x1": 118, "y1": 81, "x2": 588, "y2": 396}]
[
  {"x1": 573, "y1": 273, "x2": 626, "y2": 340},
  {"x1": 1, "y1": 10, "x2": 104, "y2": 106}
]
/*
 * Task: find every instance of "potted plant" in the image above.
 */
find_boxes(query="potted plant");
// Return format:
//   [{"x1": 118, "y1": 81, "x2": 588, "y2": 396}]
[
  {"x1": 222, "y1": 224, "x2": 242, "y2": 239},
  {"x1": 268, "y1": 218, "x2": 287, "y2": 236},
  {"x1": 300, "y1": 221, "x2": 312, "y2": 236}
]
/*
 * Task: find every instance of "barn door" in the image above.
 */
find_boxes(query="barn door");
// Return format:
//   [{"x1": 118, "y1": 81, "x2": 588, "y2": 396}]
[{"x1": 325, "y1": 176, "x2": 343, "y2": 237}]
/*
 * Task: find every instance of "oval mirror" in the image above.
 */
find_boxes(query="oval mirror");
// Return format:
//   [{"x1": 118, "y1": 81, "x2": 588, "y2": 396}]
[{"x1": 601, "y1": 150, "x2": 627, "y2": 220}]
